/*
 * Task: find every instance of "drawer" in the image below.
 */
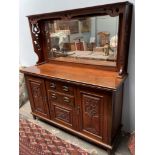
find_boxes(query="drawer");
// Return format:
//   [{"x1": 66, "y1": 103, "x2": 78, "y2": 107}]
[
  {"x1": 59, "y1": 82, "x2": 74, "y2": 95},
  {"x1": 47, "y1": 91, "x2": 61, "y2": 104},
  {"x1": 61, "y1": 95, "x2": 74, "y2": 107},
  {"x1": 46, "y1": 80, "x2": 74, "y2": 95},
  {"x1": 48, "y1": 90, "x2": 75, "y2": 107},
  {"x1": 46, "y1": 80, "x2": 57, "y2": 91},
  {"x1": 60, "y1": 83, "x2": 74, "y2": 95}
]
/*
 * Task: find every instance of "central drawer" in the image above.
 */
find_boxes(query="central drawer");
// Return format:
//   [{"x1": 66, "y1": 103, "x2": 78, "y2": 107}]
[
  {"x1": 45, "y1": 79, "x2": 77, "y2": 129},
  {"x1": 46, "y1": 80, "x2": 75, "y2": 96},
  {"x1": 47, "y1": 90, "x2": 75, "y2": 107}
]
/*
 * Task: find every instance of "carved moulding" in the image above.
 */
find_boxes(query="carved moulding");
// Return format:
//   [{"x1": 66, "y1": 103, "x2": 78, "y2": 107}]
[{"x1": 28, "y1": 5, "x2": 121, "y2": 64}]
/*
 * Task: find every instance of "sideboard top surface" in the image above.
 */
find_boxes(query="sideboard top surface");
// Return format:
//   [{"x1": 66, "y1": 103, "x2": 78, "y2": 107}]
[{"x1": 21, "y1": 63, "x2": 126, "y2": 90}]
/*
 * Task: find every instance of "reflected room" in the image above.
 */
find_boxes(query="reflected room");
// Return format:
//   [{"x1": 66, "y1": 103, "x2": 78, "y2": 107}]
[{"x1": 44, "y1": 15, "x2": 119, "y2": 66}]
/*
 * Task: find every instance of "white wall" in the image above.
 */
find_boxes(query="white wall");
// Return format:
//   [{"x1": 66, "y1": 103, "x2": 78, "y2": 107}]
[{"x1": 19, "y1": 0, "x2": 135, "y2": 132}]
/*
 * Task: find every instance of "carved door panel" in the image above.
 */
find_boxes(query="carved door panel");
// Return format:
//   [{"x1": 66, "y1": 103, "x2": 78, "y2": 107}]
[
  {"x1": 26, "y1": 76, "x2": 50, "y2": 119},
  {"x1": 78, "y1": 90, "x2": 104, "y2": 141}
]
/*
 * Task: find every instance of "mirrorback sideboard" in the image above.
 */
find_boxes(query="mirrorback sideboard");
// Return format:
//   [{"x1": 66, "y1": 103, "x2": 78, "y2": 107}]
[{"x1": 20, "y1": 2, "x2": 132, "y2": 154}]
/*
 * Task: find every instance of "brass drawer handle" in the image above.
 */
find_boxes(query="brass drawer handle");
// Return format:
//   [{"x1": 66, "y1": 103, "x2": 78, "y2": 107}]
[
  {"x1": 63, "y1": 97, "x2": 70, "y2": 103},
  {"x1": 62, "y1": 86, "x2": 69, "y2": 92},
  {"x1": 50, "y1": 82, "x2": 56, "y2": 89},
  {"x1": 51, "y1": 94, "x2": 57, "y2": 99}
]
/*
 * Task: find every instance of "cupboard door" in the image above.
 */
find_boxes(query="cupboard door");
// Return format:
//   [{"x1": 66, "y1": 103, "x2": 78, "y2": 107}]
[
  {"x1": 78, "y1": 90, "x2": 104, "y2": 141},
  {"x1": 25, "y1": 76, "x2": 50, "y2": 119}
]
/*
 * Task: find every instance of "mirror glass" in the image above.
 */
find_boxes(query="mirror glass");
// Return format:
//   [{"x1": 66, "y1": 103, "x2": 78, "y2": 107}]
[{"x1": 44, "y1": 15, "x2": 119, "y2": 66}]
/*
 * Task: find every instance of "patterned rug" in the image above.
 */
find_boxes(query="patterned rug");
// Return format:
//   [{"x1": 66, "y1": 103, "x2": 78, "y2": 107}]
[{"x1": 19, "y1": 118, "x2": 90, "y2": 155}]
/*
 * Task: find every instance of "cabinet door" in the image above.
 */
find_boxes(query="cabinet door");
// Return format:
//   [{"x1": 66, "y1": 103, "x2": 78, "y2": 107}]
[
  {"x1": 25, "y1": 76, "x2": 50, "y2": 119},
  {"x1": 77, "y1": 89, "x2": 105, "y2": 141},
  {"x1": 78, "y1": 88, "x2": 112, "y2": 143}
]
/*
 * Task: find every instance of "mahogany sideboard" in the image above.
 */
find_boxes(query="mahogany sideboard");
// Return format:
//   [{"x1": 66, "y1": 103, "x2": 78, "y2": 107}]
[{"x1": 20, "y1": 2, "x2": 132, "y2": 154}]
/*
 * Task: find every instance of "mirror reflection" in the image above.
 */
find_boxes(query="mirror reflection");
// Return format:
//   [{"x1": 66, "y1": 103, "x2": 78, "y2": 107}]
[{"x1": 44, "y1": 15, "x2": 119, "y2": 66}]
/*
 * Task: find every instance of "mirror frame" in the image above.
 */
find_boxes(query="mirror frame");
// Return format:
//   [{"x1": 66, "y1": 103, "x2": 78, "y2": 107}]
[{"x1": 27, "y1": 1, "x2": 132, "y2": 76}]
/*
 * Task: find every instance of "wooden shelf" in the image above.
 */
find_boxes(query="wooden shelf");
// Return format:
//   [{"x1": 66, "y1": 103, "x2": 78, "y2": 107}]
[{"x1": 21, "y1": 63, "x2": 126, "y2": 90}]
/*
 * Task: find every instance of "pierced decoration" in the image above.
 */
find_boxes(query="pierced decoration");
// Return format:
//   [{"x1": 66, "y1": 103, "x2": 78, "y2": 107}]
[
  {"x1": 29, "y1": 19, "x2": 42, "y2": 63},
  {"x1": 32, "y1": 23, "x2": 40, "y2": 35},
  {"x1": 31, "y1": 19, "x2": 40, "y2": 37},
  {"x1": 30, "y1": 19, "x2": 40, "y2": 35}
]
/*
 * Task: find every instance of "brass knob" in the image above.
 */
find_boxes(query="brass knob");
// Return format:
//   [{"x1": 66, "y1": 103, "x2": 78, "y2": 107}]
[
  {"x1": 64, "y1": 96, "x2": 70, "y2": 103},
  {"x1": 51, "y1": 93, "x2": 57, "y2": 99},
  {"x1": 62, "y1": 86, "x2": 69, "y2": 92},
  {"x1": 50, "y1": 82, "x2": 56, "y2": 89}
]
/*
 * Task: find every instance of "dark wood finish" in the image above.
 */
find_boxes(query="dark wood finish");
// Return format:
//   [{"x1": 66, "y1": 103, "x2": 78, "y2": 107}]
[
  {"x1": 22, "y1": 73, "x2": 124, "y2": 151},
  {"x1": 45, "y1": 77, "x2": 77, "y2": 129},
  {"x1": 21, "y1": 2, "x2": 132, "y2": 154},
  {"x1": 76, "y1": 87, "x2": 113, "y2": 144},
  {"x1": 21, "y1": 63, "x2": 126, "y2": 90},
  {"x1": 48, "y1": 58, "x2": 117, "y2": 72},
  {"x1": 52, "y1": 104, "x2": 75, "y2": 128},
  {"x1": 78, "y1": 90, "x2": 105, "y2": 141},
  {"x1": 28, "y1": 20, "x2": 45, "y2": 64},
  {"x1": 47, "y1": 90, "x2": 75, "y2": 108},
  {"x1": 111, "y1": 85, "x2": 124, "y2": 141},
  {"x1": 52, "y1": 57, "x2": 117, "y2": 68},
  {"x1": 25, "y1": 76, "x2": 50, "y2": 119},
  {"x1": 31, "y1": 111, "x2": 113, "y2": 149},
  {"x1": 27, "y1": 1, "x2": 132, "y2": 76},
  {"x1": 46, "y1": 79, "x2": 75, "y2": 95},
  {"x1": 117, "y1": 3, "x2": 133, "y2": 75}
]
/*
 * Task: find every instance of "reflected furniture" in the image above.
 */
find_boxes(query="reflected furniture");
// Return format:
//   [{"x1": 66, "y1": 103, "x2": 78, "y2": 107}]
[
  {"x1": 98, "y1": 32, "x2": 110, "y2": 47},
  {"x1": 20, "y1": 2, "x2": 132, "y2": 155}
]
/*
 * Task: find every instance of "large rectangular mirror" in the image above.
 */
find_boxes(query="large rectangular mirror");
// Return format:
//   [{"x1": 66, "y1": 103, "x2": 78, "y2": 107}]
[{"x1": 44, "y1": 15, "x2": 119, "y2": 66}]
